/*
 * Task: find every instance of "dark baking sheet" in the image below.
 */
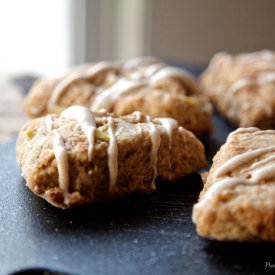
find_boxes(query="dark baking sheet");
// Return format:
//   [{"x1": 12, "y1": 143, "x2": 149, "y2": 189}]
[
  {"x1": 3, "y1": 66, "x2": 275, "y2": 275},
  {"x1": 1, "y1": 111, "x2": 275, "y2": 275}
]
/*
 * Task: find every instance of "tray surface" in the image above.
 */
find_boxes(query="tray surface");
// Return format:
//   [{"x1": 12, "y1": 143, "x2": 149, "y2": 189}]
[
  {"x1": 2, "y1": 65, "x2": 275, "y2": 275},
  {"x1": 1, "y1": 112, "x2": 275, "y2": 275}
]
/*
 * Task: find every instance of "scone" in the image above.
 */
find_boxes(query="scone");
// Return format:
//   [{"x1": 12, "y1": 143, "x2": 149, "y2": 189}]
[
  {"x1": 24, "y1": 56, "x2": 213, "y2": 138},
  {"x1": 200, "y1": 49, "x2": 275, "y2": 129},
  {"x1": 192, "y1": 127, "x2": 275, "y2": 242},
  {"x1": 16, "y1": 106, "x2": 207, "y2": 209}
]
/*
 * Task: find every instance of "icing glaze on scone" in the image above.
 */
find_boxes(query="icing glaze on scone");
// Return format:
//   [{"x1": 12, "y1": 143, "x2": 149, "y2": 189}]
[
  {"x1": 61, "y1": 106, "x2": 96, "y2": 161},
  {"x1": 150, "y1": 66, "x2": 199, "y2": 94},
  {"x1": 207, "y1": 50, "x2": 275, "y2": 72},
  {"x1": 214, "y1": 145, "x2": 275, "y2": 180},
  {"x1": 45, "y1": 114, "x2": 54, "y2": 132},
  {"x1": 155, "y1": 118, "x2": 178, "y2": 149},
  {"x1": 196, "y1": 128, "x2": 275, "y2": 216},
  {"x1": 17, "y1": 105, "x2": 207, "y2": 209},
  {"x1": 42, "y1": 106, "x2": 189, "y2": 206},
  {"x1": 148, "y1": 122, "x2": 161, "y2": 190},
  {"x1": 200, "y1": 49, "x2": 275, "y2": 129},
  {"x1": 47, "y1": 57, "x2": 199, "y2": 113},
  {"x1": 196, "y1": 177, "x2": 255, "y2": 207},
  {"x1": 225, "y1": 73, "x2": 275, "y2": 118},
  {"x1": 52, "y1": 129, "x2": 70, "y2": 203},
  {"x1": 144, "y1": 63, "x2": 166, "y2": 77},
  {"x1": 106, "y1": 116, "x2": 118, "y2": 191},
  {"x1": 122, "y1": 56, "x2": 162, "y2": 71},
  {"x1": 90, "y1": 78, "x2": 148, "y2": 111},
  {"x1": 193, "y1": 127, "x2": 275, "y2": 241},
  {"x1": 25, "y1": 56, "x2": 213, "y2": 138},
  {"x1": 48, "y1": 61, "x2": 120, "y2": 109}
]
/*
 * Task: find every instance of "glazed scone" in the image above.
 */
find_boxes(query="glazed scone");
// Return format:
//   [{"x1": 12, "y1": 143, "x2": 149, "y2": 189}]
[
  {"x1": 192, "y1": 127, "x2": 275, "y2": 242},
  {"x1": 200, "y1": 49, "x2": 275, "y2": 128},
  {"x1": 16, "y1": 106, "x2": 207, "y2": 209},
  {"x1": 24, "y1": 56, "x2": 213, "y2": 138}
]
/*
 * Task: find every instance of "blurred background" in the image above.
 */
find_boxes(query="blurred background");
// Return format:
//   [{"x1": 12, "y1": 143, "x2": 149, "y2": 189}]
[
  {"x1": 0, "y1": 0, "x2": 275, "y2": 142},
  {"x1": 1, "y1": 0, "x2": 275, "y2": 77}
]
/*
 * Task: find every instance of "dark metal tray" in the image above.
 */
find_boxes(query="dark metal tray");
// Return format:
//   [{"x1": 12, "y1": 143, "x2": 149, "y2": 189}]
[{"x1": 1, "y1": 111, "x2": 275, "y2": 275}]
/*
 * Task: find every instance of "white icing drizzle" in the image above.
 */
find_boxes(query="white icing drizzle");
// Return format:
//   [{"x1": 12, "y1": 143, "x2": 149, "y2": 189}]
[
  {"x1": 253, "y1": 129, "x2": 275, "y2": 135},
  {"x1": 154, "y1": 118, "x2": 178, "y2": 170},
  {"x1": 198, "y1": 128, "x2": 275, "y2": 207},
  {"x1": 122, "y1": 56, "x2": 162, "y2": 71},
  {"x1": 227, "y1": 72, "x2": 275, "y2": 103},
  {"x1": 237, "y1": 49, "x2": 275, "y2": 65},
  {"x1": 258, "y1": 72, "x2": 275, "y2": 85},
  {"x1": 196, "y1": 177, "x2": 255, "y2": 207},
  {"x1": 210, "y1": 50, "x2": 275, "y2": 75},
  {"x1": 226, "y1": 127, "x2": 259, "y2": 142},
  {"x1": 250, "y1": 163, "x2": 275, "y2": 182},
  {"x1": 248, "y1": 61, "x2": 275, "y2": 72},
  {"x1": 146, "y1": 115, "x2": 151, "y2": 122},
  {"x1": 155, "y1": 118, "x2": 178, "y2": 149},
  {"x1": 214, "y1": 145, "x2": 275, "y2": 180},
  {"x1": 137, "y1": 122, "x2": 143, "y2": 133},
  {"x1": 242, "y1": 101, "x2": 273, "y2": 117},
  {"x1": 144, "y1": 63, "x2": 166, "y2": 77},
  {"x1": 133, "y1": 111, "x2": 143, "y2": 122},
  {"x1": 225, "y1": 77, "x2": 274, "y2": 118},
  {"x1": 150, "y1": 67, "x2": 199, "y2": 94},
  {"x1": 241, "y1": 154, "x2": 275, "y2": 178},
  {"x1": 107, "y1": 116, "x2": 118, "y2": 191},
  {"x1": 45, "y1": 115, "x2": 54, "y2": 133},
  {"x1": 48, "y1": 61, "x2": 118, "y2": 110},
  {"x1": 260, "y1": 49, "x2": 275, "y2": 59},
  {"x1": 60, "y1": 106, "x2": 96, "y2": 161},
  {"x1": 48, "y1": 72, "x2": 80, "y2": 108},
  {"x1": 98, "y1": 108, "x2": 108, "y2": 114},
  {"x1": 128, "y1": 71, "x2": 143, "y2": 80},
  {"x1": 46, "y1": 56, "x2": 198, "y2": 114},
  {"x1": 45, "y1": 114, "x2": 70, "y2": 205},
  {"x1": 225, "y1": 128, "x2": 275, "y2": 149},
  {"x1": 227, "y1": 78, "x2": 257, "y2": 96},
  {"x1": 208, "y1": 51, "x2": 233, "y2": 69},
  {"x1": 48, "y1": 106, "x2": 186, "y2": 201},
  {"x1": 149, "y1": 122, "x2": 161, "y2": 190},
  {"x1": 90, "y1": 78, "x2": 148, "y2": 112},
  {"x1": 178, "y1": 126, "x2": 187, "y2": 143},
  {"x1": 52, "y1": 129, "x2": 70, "y2": 204}
]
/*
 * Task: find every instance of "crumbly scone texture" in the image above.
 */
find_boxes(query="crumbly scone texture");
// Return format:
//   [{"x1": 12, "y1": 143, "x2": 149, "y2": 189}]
[
  {"x1": 192, "y1": 127, "x2": 275, "y2": 242},
  {"x1": 16, "y1": 110, "x2": 207, "y2": 209},
  {"x1": 24, "y1": 57, "x2": 213, "y2": 138},
  {"x1": 199, "y1": 49, "x2": 275, "y2": 129}
]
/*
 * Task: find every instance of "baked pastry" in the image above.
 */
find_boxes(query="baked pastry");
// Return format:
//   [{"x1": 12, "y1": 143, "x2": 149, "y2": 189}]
[
  {"x1": 200, "y1": 49, "x2": 275, "y2": 129},
  {"x1": 24, "y1": 56, "x2": 213, "y2": 138},
  {"x1": 16, "y1": 105, "x2": 207, "y2": 209},
  {"x1": 192, "y1": 127, "x2": 275, "y2": 241}
]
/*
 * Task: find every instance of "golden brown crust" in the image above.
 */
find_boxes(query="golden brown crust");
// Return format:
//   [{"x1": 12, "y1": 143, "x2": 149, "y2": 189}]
[
  {"x1": 17, "y1": 108, "x2": 207, "y2": 209},
  {"x1": 24, "y1": 57, "x2": 213, "y2": 138},
  {"x1": 200, "y1": 50, "x2": 275, "y2": 129},
  {"x1": 192, "y1": 127, "x2": 275, "y2": 242}
]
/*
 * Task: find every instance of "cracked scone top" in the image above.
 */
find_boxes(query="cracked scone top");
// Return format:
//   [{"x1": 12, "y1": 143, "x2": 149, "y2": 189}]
[
  {"x1": 192, "y1": 127, "x2": 275, "y2": 242},
  {"x1": 16, "y1": 106, "x2": 207, "y2": 209},
  {"x1": 24, "y1": 56, "x2": 213, "y2": 138},
  {"x1": 199, "y1": 49, "x2": 275, "y2": 129}
]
